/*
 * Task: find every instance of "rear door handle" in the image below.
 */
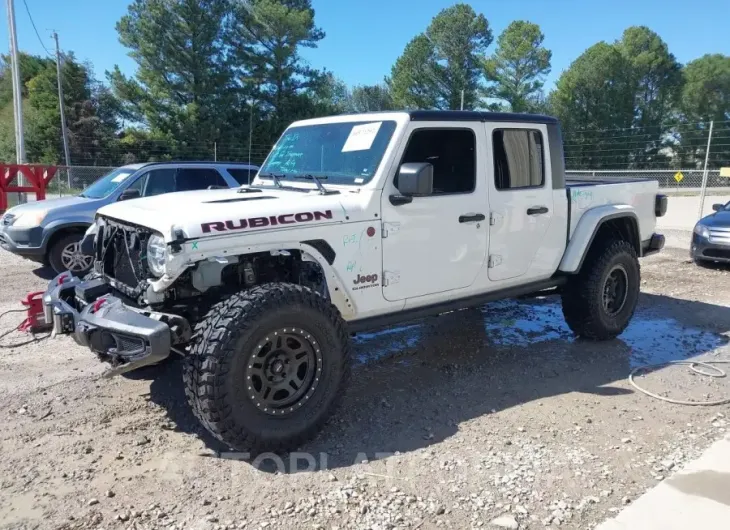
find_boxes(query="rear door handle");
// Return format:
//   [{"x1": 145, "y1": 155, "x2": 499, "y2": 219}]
[
  {"x1": 526, "y1": 206, "x2": 549, "y2": 215},
  {"x1": 459, "y1": 213, "x2": 486, "y2": 223}
]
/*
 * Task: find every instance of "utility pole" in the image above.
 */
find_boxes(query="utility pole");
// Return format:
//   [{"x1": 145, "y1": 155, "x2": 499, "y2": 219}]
[
  {"x1": 248, "y1": 100, "x2": 253, "y2": 176},
  {"x1": 460, "y1": 90, "x2": 464, "y2": 111},
  {"x1": 698, "y1": 120, "x2": 715, "y2": 220},
  {"x1": 6, "y1": 0, "x2": 26, "y2": 203},
  {"x1": 6, "y1": 0, "x2": 24, "y2": 163},
  {"x1": 53, "y1": 31, "x2": 72, "y2": 186}
]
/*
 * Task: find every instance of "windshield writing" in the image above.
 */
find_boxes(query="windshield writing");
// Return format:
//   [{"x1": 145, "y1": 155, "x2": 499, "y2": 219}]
[{"x1": 260, "y1": 120, "x2": 397, "y2": 185}]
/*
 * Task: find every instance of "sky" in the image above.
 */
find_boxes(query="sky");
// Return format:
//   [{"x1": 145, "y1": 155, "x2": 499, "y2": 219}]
[{"x1": 0, "y1": 0, "x2": 728, "y2": 91}]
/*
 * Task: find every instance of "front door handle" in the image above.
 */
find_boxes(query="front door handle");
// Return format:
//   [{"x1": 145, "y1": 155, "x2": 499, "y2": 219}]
[
  {"x1": 459, "y1": 213, "x2": 486, "y2": 223},
  {"x1": 527, "y1": 206, "x2": 549, "y2": 215}
]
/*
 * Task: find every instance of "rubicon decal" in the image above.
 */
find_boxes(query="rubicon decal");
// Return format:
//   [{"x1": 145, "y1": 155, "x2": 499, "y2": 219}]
[{"x1": 201, "y1": 210, "x2": 333, "y2": 233}]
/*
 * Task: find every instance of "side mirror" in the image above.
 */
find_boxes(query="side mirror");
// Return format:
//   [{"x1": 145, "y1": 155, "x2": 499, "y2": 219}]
[
  {"x1": 712, "y1": 204, "x2": 723, "y2": 212},
  {"x1": 119, "y1": 189, "x2": 141, "y2": 201},
  {"x1": 397, "y1": 162, "x2": 433, "y2": 196}
]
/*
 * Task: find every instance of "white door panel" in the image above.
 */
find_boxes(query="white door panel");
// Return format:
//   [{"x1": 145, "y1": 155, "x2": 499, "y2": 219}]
[
  {"x1": 380, "y1": 123, "x2": 488, "y2": 301},
  {"x1": 487, "y1": 125, "x2": 555, "y2": 282}
]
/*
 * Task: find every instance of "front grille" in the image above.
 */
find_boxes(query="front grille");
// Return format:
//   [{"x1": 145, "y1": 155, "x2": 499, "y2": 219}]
[
  {"x1": 709, "y1": 228, "x2": 730, "y2": 245},
  {"x1": 97, "y1": 218, "x2": 154, "y2": 294}
]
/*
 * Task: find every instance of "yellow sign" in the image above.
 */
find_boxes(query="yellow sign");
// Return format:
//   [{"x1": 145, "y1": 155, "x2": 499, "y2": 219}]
[
  {"x1": 720, "y1": 167, "x2": 730, "y2": 177},
  {"x1": 674, "y1": 171, "x2": 684, "y2": 183}
]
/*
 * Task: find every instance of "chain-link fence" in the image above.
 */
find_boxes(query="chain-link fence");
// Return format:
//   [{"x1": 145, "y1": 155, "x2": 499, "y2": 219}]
[
  {"x1": 566, "y1": 169, "x2": 726, "y2": 190},
  {"x1": 45, "y1": 166, "x2": 116, "y2": 198},
  {"x1": 16, "y1": 166, "x2": 730, "y2": 203}
]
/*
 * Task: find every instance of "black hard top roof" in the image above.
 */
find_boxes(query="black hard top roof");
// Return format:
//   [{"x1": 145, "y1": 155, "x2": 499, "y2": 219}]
[
  {"x1": 407, "y1": 110, "x2": 558, "y2": 124},
  {"x1": 333, "y1": 110, "x2": 558, "y2": 124}
]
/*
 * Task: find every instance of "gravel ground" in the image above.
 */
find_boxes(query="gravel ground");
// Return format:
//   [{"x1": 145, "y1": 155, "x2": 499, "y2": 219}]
[{"x1": 1, "y1": 237, "x2": 729, "y2": 530}]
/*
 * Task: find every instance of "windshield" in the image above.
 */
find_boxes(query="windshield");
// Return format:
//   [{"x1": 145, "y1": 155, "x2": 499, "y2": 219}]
[
  {"x1": 259, "y1": 120, "x2": 398, "y2": 185},
  {"x1": 79, "y1": 168, "x2": 135, "y2": 199}
]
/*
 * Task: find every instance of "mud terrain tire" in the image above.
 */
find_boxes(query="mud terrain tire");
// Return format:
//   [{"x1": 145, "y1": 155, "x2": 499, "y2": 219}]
[
  {"x1": 561, "y1": 240, "x2": 640, "y2": 340},
  {"x1": 183, "y1": 283, "x2": 351, "y2": 453}
]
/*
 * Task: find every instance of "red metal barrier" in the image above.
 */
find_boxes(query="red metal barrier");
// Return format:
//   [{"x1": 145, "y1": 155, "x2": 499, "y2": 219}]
[{"x1": 0, "y1": 164, "x2": 59, "y2": 213}]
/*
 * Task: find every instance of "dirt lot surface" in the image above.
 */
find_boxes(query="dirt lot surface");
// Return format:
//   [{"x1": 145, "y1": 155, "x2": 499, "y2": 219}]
[{"x1": 1, "y1": 234, "x2": 729, "y2": 530}]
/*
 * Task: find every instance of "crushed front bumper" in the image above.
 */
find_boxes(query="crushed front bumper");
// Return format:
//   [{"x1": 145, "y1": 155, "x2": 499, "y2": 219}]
[{"x1": 42, "y1": 273, "x2": 172, "y2": 377}]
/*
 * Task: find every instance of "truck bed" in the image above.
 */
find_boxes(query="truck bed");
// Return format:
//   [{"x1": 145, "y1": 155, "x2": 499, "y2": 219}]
[
  {"x1": 566, "y1": 177, "x2": 659, "y2": 243},
  {"x1": 566, "y1": 175, "x2": 655, "y2": 187}
]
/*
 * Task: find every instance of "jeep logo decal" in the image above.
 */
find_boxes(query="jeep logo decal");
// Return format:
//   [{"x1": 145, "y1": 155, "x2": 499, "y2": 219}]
[
  {"x1": 201, "y1": 210, "x2": 333, "y2": 233},
  {"x1": 352, "y1": 273, "x2": 380, "y2": 291},
  {"x1": 353, "y1": 273, "x2": 378, "y2": 285}
]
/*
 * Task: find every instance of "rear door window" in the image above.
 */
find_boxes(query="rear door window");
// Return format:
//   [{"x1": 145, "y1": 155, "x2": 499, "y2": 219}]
[
  {"x1": 176, "y1": 168, "x2": 228, "y2": 191},
  {"x1": 493, "y1": 129, "x2": 545, "y2": 190},
  {"x1": 143, "y1": 169, "x2": 176, "y2": 196}
]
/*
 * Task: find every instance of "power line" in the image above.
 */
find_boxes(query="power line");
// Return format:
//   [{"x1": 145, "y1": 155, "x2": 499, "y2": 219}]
[{"x1": 20, "y1": 0, "x2": 53, "y2": 57}]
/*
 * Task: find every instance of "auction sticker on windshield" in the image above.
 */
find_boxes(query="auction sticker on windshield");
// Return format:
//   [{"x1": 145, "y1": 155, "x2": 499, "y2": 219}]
[
  {"x1": 111, "y1": 173, "x2": 131, "y2": 183},
  {"x1": 342, "y1": 122, "x2": 382, "y2": 152}
]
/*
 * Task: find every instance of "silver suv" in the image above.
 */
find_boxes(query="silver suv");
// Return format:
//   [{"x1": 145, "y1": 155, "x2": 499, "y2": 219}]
[{"x1": 0, "y1": 161, "x2": 259, "y2": 275}]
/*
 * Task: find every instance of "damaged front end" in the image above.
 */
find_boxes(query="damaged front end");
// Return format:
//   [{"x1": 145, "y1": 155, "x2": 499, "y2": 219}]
[{"x1": 42, "y1": 218, "x2": 192, "y2": 376}]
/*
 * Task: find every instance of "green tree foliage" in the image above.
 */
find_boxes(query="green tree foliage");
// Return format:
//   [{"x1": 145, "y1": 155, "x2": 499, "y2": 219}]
[
  {"x1": 231, "y1": 0, "x2": 326, "y2": 142},
  {"x1": 390, "y1": 4, "x2": 491, "y2": 110},
  {"x1": 675, "y1": 54, "x2": 730, "y2": 167},
  {"x1": 681, "y1": 54, "x2": 730, "y2": 123},
  {"x1": 551, "y1": 42, "x2": 636, "y2": 168},
  {"x1": 351, "y1": 83, "x2": 395, "y2": 112},
  {"x1": 311, "y1": 73, "x2": 352, "y2": 114},
  {"x1": 616, "y1": 26, "x2": 682, "y2": 167},
  {"x1": 111, "y1": 0, "x2": 238, "y2": 158},
  {"x1": 483, "y1": 21, "x2": 551, "y2": 113},
  {"x1": 0, "y1": 52, "x2": 118, "y2": 165}
]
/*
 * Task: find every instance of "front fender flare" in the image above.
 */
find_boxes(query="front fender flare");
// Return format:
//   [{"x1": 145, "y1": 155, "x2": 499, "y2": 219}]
[
  {"x1": 147, "y1": 240, "x2": 355, "y2": 318},
  {"x1": 559, "y1": 204, "x2": 639, "y2": 274}
]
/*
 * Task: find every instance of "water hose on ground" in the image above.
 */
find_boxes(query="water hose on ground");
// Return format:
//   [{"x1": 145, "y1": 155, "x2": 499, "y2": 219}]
[
  {"x1": 629, "y1": 360, "x2": 730, "y2": 406},
  {"x1": 0, "y1": 309, "x2": 50, "y2": 348}
]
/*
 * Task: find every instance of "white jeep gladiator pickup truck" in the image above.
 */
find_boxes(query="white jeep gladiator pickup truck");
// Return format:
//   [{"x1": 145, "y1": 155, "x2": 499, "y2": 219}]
[{"x1": 43, "y1": 110, "x2": 667, "y2": 452}]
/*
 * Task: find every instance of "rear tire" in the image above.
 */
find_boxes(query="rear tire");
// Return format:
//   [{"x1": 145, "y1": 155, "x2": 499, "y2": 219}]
[
  {"x1": 48, "y1": 232, "x2": 94, "y2": 276},
  {"x1": 561, "y1": 240, "x2": 640, "y2": 340},
  {"x1": 183, "y1": 283, "x2": 351, "y2": 453}
]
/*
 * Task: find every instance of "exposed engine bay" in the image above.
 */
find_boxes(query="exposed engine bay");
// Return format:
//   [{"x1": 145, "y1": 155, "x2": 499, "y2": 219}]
[{"x1": 94, "y1": 216, "x2": 328, "y2": 329}]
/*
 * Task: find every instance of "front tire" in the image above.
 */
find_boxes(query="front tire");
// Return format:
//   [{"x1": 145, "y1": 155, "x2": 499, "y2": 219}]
[
  {"x1": 183, "y1": 283, "x2": 351, "y2": 453},
  {"x1": 561, "y1": 240, "x2": 640, "y2": 340}
]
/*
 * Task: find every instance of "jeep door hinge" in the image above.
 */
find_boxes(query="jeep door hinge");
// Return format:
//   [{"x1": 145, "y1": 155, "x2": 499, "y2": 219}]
[
  {"x1": 382, "y1": 271, "x2": 400, "y2": 287},
  {"x1": 489, "y1": 212, "x2": 502, "y2": 226},
  {"x1": 488, "y1": 255, "x2": 502, "y2": 268},
  {"x1": 381, "y1": 222, "x2": 400, "y2": 239}
]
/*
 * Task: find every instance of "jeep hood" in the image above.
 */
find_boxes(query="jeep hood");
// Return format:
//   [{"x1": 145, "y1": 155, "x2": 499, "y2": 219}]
[{"x1": 96, "y1": 187, "x2": 365, "y2": 239}]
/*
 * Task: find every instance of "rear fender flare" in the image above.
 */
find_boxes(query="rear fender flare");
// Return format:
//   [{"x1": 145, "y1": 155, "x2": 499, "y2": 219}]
[{"x1": 559, "y1": 204, "x2": 640, "y2": 274}]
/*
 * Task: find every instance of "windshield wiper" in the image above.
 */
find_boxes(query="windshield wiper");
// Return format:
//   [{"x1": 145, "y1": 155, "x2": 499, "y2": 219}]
[
  {"x1": 251, "y1": 172, "x2": 310, "y2": 193},
  {"x1": 295, "y1": 174, "x2": 339, "y2": 195},
  {"x1": 258, "y1": 172, "x2": 285, "y2": 188}
]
